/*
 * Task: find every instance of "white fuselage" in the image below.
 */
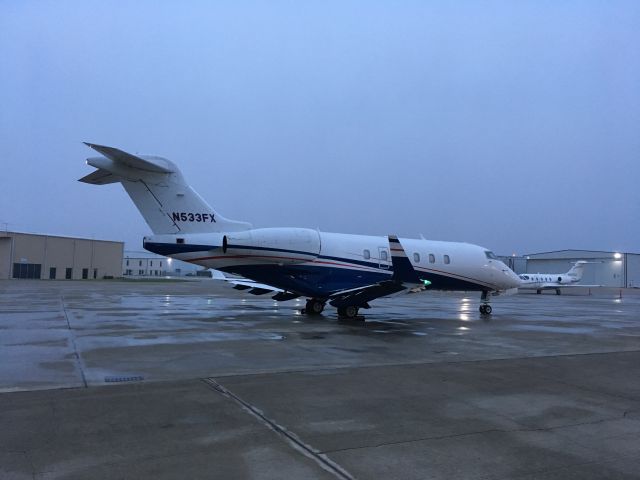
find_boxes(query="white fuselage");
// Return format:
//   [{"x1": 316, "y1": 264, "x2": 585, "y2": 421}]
[
  {"x1": 144, "y1": 228, "x2": 521, "y2": 297},
  {"x1": 518, "y1": 273, "x2": 580, "y2": 290}
]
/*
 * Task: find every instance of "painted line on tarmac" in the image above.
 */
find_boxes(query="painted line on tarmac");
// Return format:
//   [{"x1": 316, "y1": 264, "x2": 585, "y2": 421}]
[{"x1": 202, "y1": 377, "x2": 355, "y2": 480}]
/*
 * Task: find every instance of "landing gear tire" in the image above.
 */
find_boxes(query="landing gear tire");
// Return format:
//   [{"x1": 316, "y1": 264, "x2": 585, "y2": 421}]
[
  {"x1": 479, "y1": 290, "x2": 492, "y2": 315},
  {"x1": 556, "y1": 289, "x2": 561, "y2": 296},
  {"x1": 536, "y1": 289, "x2": 542, "y2": 294},
  {"x1": 338, "y1": 305, "x2": 360, "y2": 320},
  {"x1": 305, "y1": 299, "x2": 325, "y2": 315}
]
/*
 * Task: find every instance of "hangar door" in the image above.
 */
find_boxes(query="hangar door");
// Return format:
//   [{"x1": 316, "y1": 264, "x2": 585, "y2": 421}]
[
  {"x1": 13, "y1": 263, "x2": 42, "y2": 279},
  {"x1": 0, "y1": 237, "x2": 11, "y2": 279},
  {"x1": 627, "y1": 254, "x2": 640, "y2": 288}
]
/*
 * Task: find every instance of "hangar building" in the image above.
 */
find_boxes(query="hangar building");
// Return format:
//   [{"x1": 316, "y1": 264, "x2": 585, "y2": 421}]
[
  {"x1": 0, "y1": 231, "x2": 123, "y2": 280},
  {"x1": 502, "y1": 250, "x2": 640, "y2": 288}
]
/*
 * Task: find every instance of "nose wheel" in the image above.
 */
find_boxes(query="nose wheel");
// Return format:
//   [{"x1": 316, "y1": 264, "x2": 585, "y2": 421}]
[
  {"x1": 479, "y1": 290, "x2": 492, "y2": 315},
  {"x1": 479, "y1": 304, "x2": 492, "y2": 315}
]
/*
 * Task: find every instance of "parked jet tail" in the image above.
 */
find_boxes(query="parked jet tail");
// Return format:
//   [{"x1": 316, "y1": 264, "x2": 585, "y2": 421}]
[
  {"x1": 566, "y1": 260, "x2": 588, "y2": 280},
  {"x1": 78, "y1": 143, "x2": 251, "y2": 235}
]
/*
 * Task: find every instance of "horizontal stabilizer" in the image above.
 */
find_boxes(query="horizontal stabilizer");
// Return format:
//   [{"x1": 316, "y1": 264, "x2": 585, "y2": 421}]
[
  {"x1": 78, "y1": 168, "x2": 119, "y2": 185},
  {"x1": 84, "y1": 142, "x2": 174, "y2": 173}
]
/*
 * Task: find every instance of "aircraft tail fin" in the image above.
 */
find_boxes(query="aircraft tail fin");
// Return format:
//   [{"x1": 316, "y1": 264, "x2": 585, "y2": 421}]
[
  {"x1": 566, "y1": 260, "x2": 588, "y2": 280},
  {"x1": 79, "y1": 143, "x2": 251, "y2": 235}
]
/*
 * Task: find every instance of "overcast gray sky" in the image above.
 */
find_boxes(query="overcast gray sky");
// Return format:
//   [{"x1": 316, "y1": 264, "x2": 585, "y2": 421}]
[{"x1": 1, "y1": 1, "x2": 638, "y2": 255}]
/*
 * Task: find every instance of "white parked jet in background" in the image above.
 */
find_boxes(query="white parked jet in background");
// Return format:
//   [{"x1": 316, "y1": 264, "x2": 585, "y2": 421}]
[
  {"x1": 518, "y1": 261, "x2": 599, "y2": 295},
  {"x1": 79, "y1": 143, "x2": 521, "y2": 319}
]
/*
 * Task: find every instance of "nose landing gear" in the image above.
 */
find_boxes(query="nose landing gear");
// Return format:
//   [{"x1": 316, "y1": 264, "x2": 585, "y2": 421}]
[
  {"x1": 479, "y1": 304, "x2": 492, "y2": 315},
  {"x1": 479, "y1": 290, "x2": 492, "y2": 315}
]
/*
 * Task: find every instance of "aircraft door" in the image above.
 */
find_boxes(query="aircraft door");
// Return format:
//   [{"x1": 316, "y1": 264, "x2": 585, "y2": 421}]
[{"x1": 378, "y1": 247, "x2": 390, "y2": 269}]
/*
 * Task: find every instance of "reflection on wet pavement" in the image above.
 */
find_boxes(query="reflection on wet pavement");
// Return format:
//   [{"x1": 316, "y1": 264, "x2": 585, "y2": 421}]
[{"x1": 1, "y1": 280, "x2": 639, "y2": 391}]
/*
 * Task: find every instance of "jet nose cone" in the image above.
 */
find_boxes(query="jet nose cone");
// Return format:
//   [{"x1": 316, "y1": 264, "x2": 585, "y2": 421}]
[
  {"x1": 512, "y1": 275, "x2": 522, "y2": 288},
  {"x1": 498, "y1": 263, "x2": 521, "y2": 289},
  {"x1": 506, "y1": 269, "x2": 521, "y2": 289}
]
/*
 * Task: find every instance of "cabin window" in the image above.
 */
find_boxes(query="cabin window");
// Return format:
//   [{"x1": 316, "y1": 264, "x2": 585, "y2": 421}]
[
  {"x1": 363, "y1": 249, "x2": 370, "y2": 260},
  {"x1": 429, "y1": 253, "x2": 435, "y2": 264},
  {"x1": 413, "y1": 253, "x2": 420, "y2": 263},
  {"x1": 444, "y1": 255, "x2": 450, "y2": 264},
  {"x1": 380, "y1": 250, "x2": 388, "y2": 261}
]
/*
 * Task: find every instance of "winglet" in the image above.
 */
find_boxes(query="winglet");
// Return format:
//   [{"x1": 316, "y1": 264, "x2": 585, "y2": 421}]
[{"x1": 389, "y1": 235, "x2": 423, "y2": 284}]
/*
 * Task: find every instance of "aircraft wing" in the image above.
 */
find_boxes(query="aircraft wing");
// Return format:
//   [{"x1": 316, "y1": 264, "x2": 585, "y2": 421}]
[
  {"x1": 214, "y1": 236, "x2": 426, "y2": 307},
  {"x1": 521, "y1": 284, "x2": 602, "y2": 290},
  {"x1": 329, "y1": 235, "x2": 427, "y2": 308},
  {"x1": 211, "y1": 270, "x2": 300, "y2": 301},
  {"x1": 547, "y1": 284, "x2": 602, "y2": 289},
  {"x1": 329, "y1": 280, "x2": 405, "y2": 308}
]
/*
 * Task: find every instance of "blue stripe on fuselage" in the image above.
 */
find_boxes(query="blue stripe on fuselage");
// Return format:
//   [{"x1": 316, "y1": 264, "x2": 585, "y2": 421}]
[
  {"x1": 221, "y1": 264, "x2": 485, "y2": 297},
  {"x1": 143, "y1": 241, "x2": 487, "y2": 297}
]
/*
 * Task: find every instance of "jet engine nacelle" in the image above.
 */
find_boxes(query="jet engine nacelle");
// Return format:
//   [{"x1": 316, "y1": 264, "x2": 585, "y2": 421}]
[{"x1": 222, "y1": 228, "x2": 321, "y2": 264}]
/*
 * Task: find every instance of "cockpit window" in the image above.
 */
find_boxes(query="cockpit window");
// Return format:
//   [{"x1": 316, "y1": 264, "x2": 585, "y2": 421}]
[
  {"x1": 485, "y1": 251, "x2": 497, "y2": 260},
  {"x1": 519, "y1": 275, "x2": 529, "y2": 280}
]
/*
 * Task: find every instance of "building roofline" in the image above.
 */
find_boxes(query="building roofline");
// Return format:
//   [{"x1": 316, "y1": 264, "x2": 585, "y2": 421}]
[
  {"x1": 124, "y1": 251, "x2": 167, "y2": 259},
  {"x1": 0, "y1": 230, "x2": 123, "y2": 245},
  {"x1": 523, "y1": 249, "x2": 639, "y2": 256}
]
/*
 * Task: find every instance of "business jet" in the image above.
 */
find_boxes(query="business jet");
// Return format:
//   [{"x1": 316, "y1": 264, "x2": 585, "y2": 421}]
[
  {"x1": 79, "y1": 143, "x2": 521, "y2": 319},
  {"x1": 518, "y1": 261, "x2": 599, "y2": 295}
]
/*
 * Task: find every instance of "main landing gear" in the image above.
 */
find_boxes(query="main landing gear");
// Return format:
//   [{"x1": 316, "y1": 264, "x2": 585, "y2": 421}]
[
  {"x1": 302, "y1": 299, "x2": 363, "y2": 321},
  {"x1": 303, "y1": 298, "x2": 325, "y2": 315},
  {"x1": 479, "y1": 290, "x2": 492, "y2": 315},
  {"x1": 337, "y1": 305, "x2": 361, "y2": 320}
]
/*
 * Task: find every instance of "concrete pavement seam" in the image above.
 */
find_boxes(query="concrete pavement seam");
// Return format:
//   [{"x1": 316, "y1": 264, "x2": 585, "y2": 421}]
[
  {"x1": 61, "y1": 295, "x2": 88, "y2": 388},
  {"x1": 202, "y1": 377, "x2": 355, "y2": 480},
  {"x1": 320, "y1": 414, "x2": 629, "y2": 455}
]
